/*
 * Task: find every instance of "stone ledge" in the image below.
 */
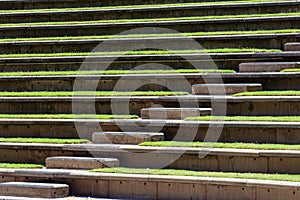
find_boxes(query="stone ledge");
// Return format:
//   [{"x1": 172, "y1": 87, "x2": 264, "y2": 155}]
[
  {"x1": 46, "y1": 156, "x2": 119, "y2": 169},
  {"x1": 141, "y1": 108, "x2": 212, "y2": 119},
  {"x1": 284, "y1": 42, "x2": 300, "y2": 51},
  {"x1": 192, "y1": 83, "x2": 262, "y2": 95},
  {"x1": 239, "y1": 62, "x2": 300, "y2": 72},
  {"x1": 92, "y1": 132, "x2": 164, "y2": 144},
  {"x1": 0, "y1": 182, "x2": 69, "y2": 198}
]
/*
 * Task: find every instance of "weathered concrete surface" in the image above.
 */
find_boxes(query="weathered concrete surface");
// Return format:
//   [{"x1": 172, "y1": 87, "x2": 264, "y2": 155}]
[
  {"x1": 141, "y1": 108, "x2": 212, "y2": 119},
  {"x1": 0, "y1": 182, "x2": 69, "y2": 198},
  {"x1": 239, "y1": 62, "x2": 300, "y2": 72},
  {"x1": 92, "y1": 132, "x2": 164, "y2": 144},
  {"x1": 192, "y1": 83, "x2": 262, "y2": 95},
  {"x1": 46, "y1": 156, "x2": 119, "y2": 169}
]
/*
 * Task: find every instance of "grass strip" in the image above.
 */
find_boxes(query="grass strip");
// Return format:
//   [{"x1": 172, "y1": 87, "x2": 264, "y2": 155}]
[
  {"x1": 0, "y1": 0, "x2": 291, "y2": 13},
  {"x1": 185, "y1": 115, "x2": 300, "y2": 122},
  {"x1": 233, "y1": 90, "x2": 300, "y2": 96},
  {"x1": 1, "y1": 29, "x2": 299, "y2": 42},
  {"x1": 0, "y1": 69, "x2": 235, "y2": 76},
  {"x1": 0, "y1": 114, "x2": 138, "y2": 119},
  {"x1": 139, "y1": 141, "x2": 300, "y2": 150},
  {"x1": 0, "y1": 91, "x2": 188, "y2": 97},
  {"x1": 91, "y1": 167, "x2": 300, "y2": 182},
  {"x1": 0, "y1": 49, "x2": 281, "y2": 58},
  {"x1": 1, "y1": 12, "x2": 299, "y2": 26},
  {"x1": 0, "y1": 137, "x2": 89, "y2": 144},
  {"x1": 281, "y1": 68, "x2": 300, "y2": 72},
  {"x1": 0, "y1": 163, "x2": 44, "y2": 169}
]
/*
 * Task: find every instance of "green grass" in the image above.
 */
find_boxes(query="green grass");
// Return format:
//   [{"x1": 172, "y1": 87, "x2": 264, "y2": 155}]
[
  {"x1": 233, "y1": 90, "x2": 300, "y2": 96},
  {"x1": 185, "y1": 115, "x2": 300, "y2": 122},
  {"x1": 0, "y1": 114, "x2": 138, "y2": 119},
  {"x1": 0, "y1": 163, "x2": 44, "y2": 169},
  {"x1": 1, "y1": 29, "x2": 299, "y2": 42},
  {"x1": 0, "y1": 91, "x2": 188, "y2": 97},
  {"x1": 1, "y1": 12, "x2": 299, "y2": 26},
  {"x1": 0, "y1": 137, "x2": 90, "y2": 144},
  {"x1": 91, "y1": 167, "x2": 300, "y2": 182},
  {"x1": 0, "y1": 0, "x2": 290, "y2": 13},
  {"x1": 281, "y1": 68, "x2": 300, "y2": 72},
  {"x1": 0, "y1": 49, "x2": 281, "y2": 58},
  {"x1": 0, "y1": 69, "x2": 235, "y2": 76},
  {"x1": 139, "y1": 141, "x2": 300, "y2": 150}
]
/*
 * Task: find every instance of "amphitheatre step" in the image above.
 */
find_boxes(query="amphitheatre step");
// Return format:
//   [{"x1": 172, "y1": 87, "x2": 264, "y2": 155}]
[
  {"x1": 2, "y1": 33, "x2": 300, "y2": 54},
  {"x1": 239, "y1": 62, "x2": 300, "y2": 72},
  {"x1": 0, "y1": 119, "x2": 300, "y2": 144},
  {"x1": 284, "y1": 42, "x2": 300, "y2": 51},
  {"x1": 92, "y1": 132, "x2": 164, "y2": 144},
  {"x1": 46, "y1": 156, "x2": 119, "y2": 169},
  {"x1": 3, "y1": 143, "x2": 300, "y2": 174},
  {"x1": 2, "y1": 72, "x2": 300, "y2": 92},
  {"x1": 0, "y1": 0, "x2": 222, "y2": 10},
  {"x1": 1, "y1": 16, "x2": 300, "y2": 38},
  {"x1": 0, "y1": 182, "x2": 69, "y2": 198},
  {"x1": 192, "y1": 83, "x2": 262, "y2": 95},
  {"x1": 2, "y1": 1, "x2": 299, "y2": 24},
  {"x1": 0, "y1": 168, "x2": 299, "y2": 200},
  {"x1": 0, "y1": 95, "x2": 298, "y2": 115},
  {"x1": 0, "y1": 52, "x2": 297, "y2": 72},
  {"x1": 141, "y1": 108, "x2": 212, "y2": 119}
]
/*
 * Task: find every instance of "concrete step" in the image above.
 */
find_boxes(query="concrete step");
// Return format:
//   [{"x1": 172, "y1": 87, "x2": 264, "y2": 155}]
[
  {"x1": 0, "y1": 0, "x2": 222, "y2": 10},
  {"x1": 0, "y1": 182, "x2": 69, "y2": 198},
  {"x1": 92, "y1": 132, "x2": 164, "y2": 144},
  {"x1": 285, "y1": 42, "x2": 300, "y2": 51},
  {"x1": 0, "y1": 119, "x2": 299, "y2": 144},
  {"x1": 0, "y1": 95, "x2": 299, "y2": 116},
  {"x1": 141, "y1": 108, "x2": 212, "y2": 119},
  {"x1": 192, "y1": 83, "x2": 262, "y2": 95},
  {"x1": 1, "y1": 33, "x2": 300, "y2": 54},
  {"x1": 1, "y1": 16, "x2": 300, "y2": 38},
  {"x1": 239, "y1": 62, "x2": 300, "y2": 72},
  {"x1": 46, "y1": 156, "x2": 119, "y2": 169},
  {"x1": 0, "y1": 52, "x2": 296, "y2": 72},
  {"x1": 2, "y1": 72, "x2": 300, "y2": 92},
  {"x1": 2, "y1": 2, "x2": 299, "y2": 24}
]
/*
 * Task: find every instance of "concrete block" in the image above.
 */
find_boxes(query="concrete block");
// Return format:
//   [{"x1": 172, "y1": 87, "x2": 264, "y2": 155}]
[
  {"x1": 141, "y1": 108, "x2": 212, "y2": 119},
  {"x1": 46, "y1": 156, "x2": 119, "y2": 170},
  {"x1": 192, "y1": 83, "x2": 262, "y2": 95},
  {"x1": 92, "y1": 132, "x2": 164, "y2": 144},
  {"x1": 239, "y1": 62, "x2": 300, "y2": 72},
  {"x1": 284, "y1": 43, "x2": 300, "y2": 51},
  {"x1": 0, "y1": 182, "x2": 69, "y2": 198}
]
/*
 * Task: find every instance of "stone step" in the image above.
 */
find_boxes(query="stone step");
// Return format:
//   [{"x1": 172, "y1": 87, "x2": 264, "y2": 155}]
[
  {"x1": 92, "y1": 132, "x2": 164, "y2": 144},
  {"x1": 192, "y1": 83, "x2": 262, "y2": 95},
  {"x1": 3, "y1": 33, "x2": 300, "y2": 54},
  {"x1": 46, "y1": 156, "x2": 119, "y2": 170},
  {"x1": 141, "y1": 108, "x2": 212, "y2": 119},
  {"x1": 239, "y1": 62, "x2": 300, "y2": 72},
  {"x1": 3, "y1": 2, "x2": 298, "y2": 24},
  {"x1": 0, "y1": 182, "x2": 69, "y2": 198},
  {"x1": 1, "y1": 16, "x2": 300, "y2": 38},
  {"x1": 285, "y1": 42, "x2": 300, "y2": 51}
]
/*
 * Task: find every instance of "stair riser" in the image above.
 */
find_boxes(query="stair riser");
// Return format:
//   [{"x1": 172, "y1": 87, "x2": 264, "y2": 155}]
[
  {"x1": 1, "y1": 18, "x2": 299, "y2": 38},
  {"x1": 0, "y1": 122, "x2": 298, "y2": 144},
  {"x1": 0, "y1": 0, "x2": 226, "y2": 10},
  {"x1": 2, "y1": 36, "x2": 300, "y2": 54},
  {"x1": 0, "y1": 99, "x2": 298, "y2": 116},
  {"x1": 1, "y1": 75, "x2": 300, "y2": 92},
  {"x1": 0, "y1": 146, "x2": 300, "y2": 174}
]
